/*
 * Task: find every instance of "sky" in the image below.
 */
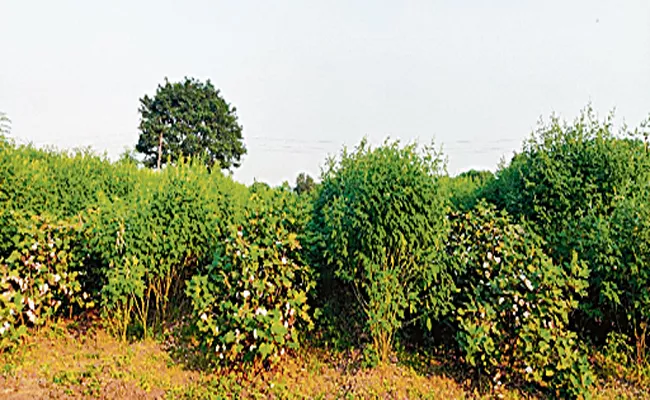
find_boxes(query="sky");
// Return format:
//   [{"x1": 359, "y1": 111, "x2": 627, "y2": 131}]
[{"x1": 1, "y1": 1, "x2": 649, "y2": 185}]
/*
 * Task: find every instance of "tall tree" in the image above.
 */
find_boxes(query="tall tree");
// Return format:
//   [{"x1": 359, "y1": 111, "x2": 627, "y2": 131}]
[{"x1": 135, "y1": 77, "x2": 246, "y2": 170}]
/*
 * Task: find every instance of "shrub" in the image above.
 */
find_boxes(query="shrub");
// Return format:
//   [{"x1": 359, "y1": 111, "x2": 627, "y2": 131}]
[
  {"x1": 0, "y1": 143, "x2": 138, "y2": 220},
  {"x1": 86, "y1": 160, "x2": 235, "y2": 337},
  {"x1": 484, "y1": 107, "x2": 650, "y2": 353},
  {"x1": 309, "y1": 139, "x2": 452, "y2": 362},
  {"x1": 0, "y1": 213, "x2": 91, "y2": 350},
  {"x1": 187, "y1": 186, "x2": 315, "y2": 368},
  {"x1": 448, "y1": 202, "x2": 594, "y2": 398},
  {"x1": 444, "y1": 169, "x2": 494, "y2": 211},
  {"x1": 580, "y1": 184, "x2": 650, "y2": 363}
]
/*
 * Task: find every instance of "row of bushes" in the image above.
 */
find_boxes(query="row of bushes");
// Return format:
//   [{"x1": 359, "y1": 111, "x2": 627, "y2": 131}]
[
  {"x1": 0, "y1": 138, "x2": 247, "y2": 345},
  {"x1": 1, "y1": 108, "x2": 649, "y2": 398}
]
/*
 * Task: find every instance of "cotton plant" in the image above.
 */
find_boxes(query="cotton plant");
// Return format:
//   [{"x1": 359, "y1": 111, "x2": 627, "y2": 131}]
[
  {"x1": 187, "y1": 188, "x2": 315, "y2": 368},
  {"x1": 449, "y1": 202, "x2": 594, "y2": 398},
  {"x1": 1, "y1": 215, "x2": 91, "y2": 350}
]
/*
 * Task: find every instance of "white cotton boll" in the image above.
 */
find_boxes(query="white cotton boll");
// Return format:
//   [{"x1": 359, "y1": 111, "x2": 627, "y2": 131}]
[
  {"x1": 281, "y1": 257, "x2": 287, "y2": 265},
  {"x1": 200, "y1": 313, "x2": 208, "y2": 321},
  {"x1": 256, "y1": 307, "x2": 267, "y2": 316},
  {"x1": 39, "y1": 283, "x2": 49, "y2": 294},
  {"x1": 26, "y1": 310, "x2": 36, "y2": 323},
  {"x1": 498, "y1": 297, "x2": 504, "y2": 305},
  {"x1": 31, "y1": 243, "x2": 38, "y2": 251},
  {"x1": 253, "y1": 329, "x2": 258, "y2": 339},
  {"x1": 242, "y1": 290, "x2": 250, "y2": 299},
  {"x1": 525, "y1": 279, "x2": 534, "y2": 291},
  {"x1": 525, "y1": 366, "x2": 533, "y2": 374}
]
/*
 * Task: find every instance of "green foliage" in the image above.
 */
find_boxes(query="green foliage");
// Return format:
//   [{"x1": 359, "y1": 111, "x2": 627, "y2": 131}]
[
  {"x1": 0, "y1": 143, "x2": 139, "y2": 219},
  {"x1": 294, "y1": 172, "x2": 316, "y2": 196},
  {"x1": 0, "y1": 214, "x2": 91, "y2": 351},
  {"x1": 100, "y1": 256, "x2": 146, "y2": 340},
  {"x1": 444, "y1": 169, "x2": 494, "y2": 211},
  {"x1": 448, "y1": 202, "x2": 594, "y2": 398},
  {"x1": 581, "y1": 183, "x2": 650, "y2": 363},
  {"x1": 135, "y1": 77, "x2": 246, "y2": 170},
  {"x1": 485, "y1": 107, "x2": 650, "y2": 357},
  {"x1": 309, "y1": 139, "x2": 452, "y2": 362},
  {"x1": 86, "y1": 160, "x2": 235, "y2": 338},
  {"x1": 187, "y1": 187, "x2": 315, "y2": 367}
]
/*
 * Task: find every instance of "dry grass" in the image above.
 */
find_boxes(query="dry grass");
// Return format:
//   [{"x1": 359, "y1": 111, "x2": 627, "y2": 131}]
[{"x1": 0, "y1": 319, "x2": 647, "y2": 399}]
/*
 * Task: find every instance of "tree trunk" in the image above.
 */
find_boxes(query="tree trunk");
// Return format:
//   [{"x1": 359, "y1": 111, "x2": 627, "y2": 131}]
[{"x1": 157, "y1": 131, "x2": 163, "y2": 169}]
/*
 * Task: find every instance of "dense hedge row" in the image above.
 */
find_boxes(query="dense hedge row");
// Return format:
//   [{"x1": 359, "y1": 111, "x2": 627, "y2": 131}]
[{"x1": 1, "y1": 108, "x2": 649, "y2": 398}]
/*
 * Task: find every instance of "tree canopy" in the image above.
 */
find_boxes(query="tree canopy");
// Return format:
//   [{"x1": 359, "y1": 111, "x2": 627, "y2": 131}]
[
  {"x1": 294, "y1": 172, "x2": 316, "y2": 195},
  {"x1": 135, "y1": 77, "x2": 246, "y2": 170}
]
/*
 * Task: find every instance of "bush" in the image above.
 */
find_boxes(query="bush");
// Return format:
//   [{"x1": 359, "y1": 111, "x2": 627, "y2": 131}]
[
  {"x1": 484, "y1": 107, "x2": 650, "y2": 353},
  {"x1": 444, "y1": 169, "x2": 494, "y2": 211},
  {"x1": 581, "y1": 184, "x2": 650, "y2": 363},
  {"x1": 0, "y1": 143, "x2": 138, "y2": 220},
  {"x1": 187, "y1": 186, "x2": 315, "y2": 368},
  {"x1": 309, "y1": 139, "x2": 452, "y2": 362},
  {"x1": 0, "y1": 213, "x2": 91, "y2": 350},
  {"x1": 448, "y1": 202, "x2": 594, "y2": 397},
  {"x1": 85, "y1": 160, "x2": 236, "y2": 338}
]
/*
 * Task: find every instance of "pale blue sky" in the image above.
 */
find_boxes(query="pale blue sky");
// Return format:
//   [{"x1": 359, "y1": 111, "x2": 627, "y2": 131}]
[{"x1": 1, "y1": 1, "x2": 649, "y2": 185}]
